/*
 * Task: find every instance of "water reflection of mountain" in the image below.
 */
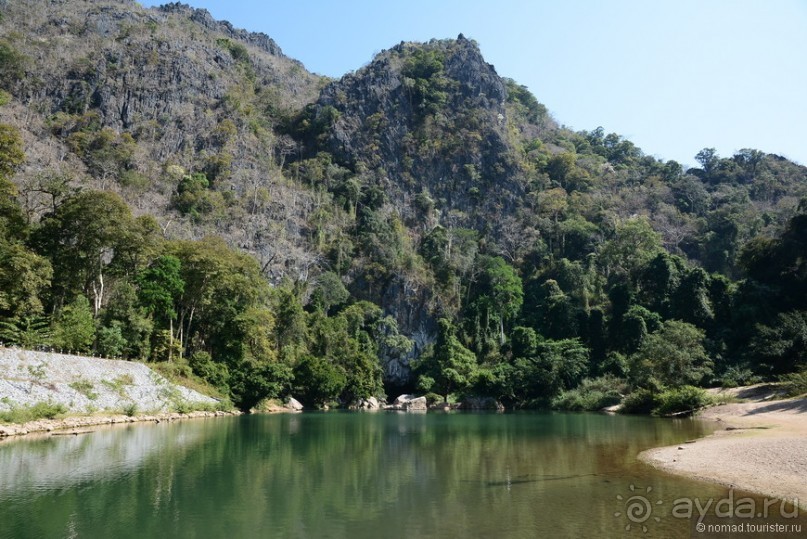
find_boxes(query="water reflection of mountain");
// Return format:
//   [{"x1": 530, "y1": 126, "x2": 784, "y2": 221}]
[{"x1": 0, "y1": 420, "x2": 216, "y2": 498}]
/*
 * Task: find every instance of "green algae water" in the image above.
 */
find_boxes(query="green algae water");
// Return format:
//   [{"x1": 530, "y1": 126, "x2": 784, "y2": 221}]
[{"x1": 0, "y1": 413, "x2": 803, "y2": 538}]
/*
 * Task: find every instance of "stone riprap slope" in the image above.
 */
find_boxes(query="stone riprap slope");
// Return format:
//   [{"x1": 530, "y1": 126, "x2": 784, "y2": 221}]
[{"x1": 0, "y1": 348, "x2": 217, "y2": 414}]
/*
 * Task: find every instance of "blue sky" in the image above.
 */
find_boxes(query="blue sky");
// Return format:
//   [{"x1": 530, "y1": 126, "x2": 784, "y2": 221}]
[{"x1": 138, "y1": 1, "x2": 807, "y2": 167}]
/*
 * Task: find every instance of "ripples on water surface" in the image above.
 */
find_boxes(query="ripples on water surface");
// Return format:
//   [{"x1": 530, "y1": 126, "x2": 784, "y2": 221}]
[{"x1": 0, "y1": 412, "x2": 803, "y2": 538}]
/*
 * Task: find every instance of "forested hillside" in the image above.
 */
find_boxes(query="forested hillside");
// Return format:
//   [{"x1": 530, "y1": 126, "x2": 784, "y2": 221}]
[{"x1": 1, "y1": 0, "x2": 805, "y2": 411}]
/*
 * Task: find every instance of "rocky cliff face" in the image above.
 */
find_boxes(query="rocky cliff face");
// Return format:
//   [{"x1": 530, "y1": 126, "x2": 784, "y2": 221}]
[
  {"x1": 8, "y1": 1, "x2": 317, "y2": 139},
  {"x1": 289, "y1": 37, "x2": 546, "y2": 369},
  {"x1": 308, "y1": 36, "x2": 526, "y2": 226},
  {"x1": 1, "y1": 0, "x2": 324, "y2": 281}
]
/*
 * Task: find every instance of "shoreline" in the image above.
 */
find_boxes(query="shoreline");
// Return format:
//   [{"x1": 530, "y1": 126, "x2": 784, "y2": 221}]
[
  {"x1": 639, "y1": 394, "x2": 807, "y2": 510},
  {"x1": 0, "y1": 409, "x2": 243, "y2": 439},
  {"x1": 4, "y1": 390, "x2": 805, "y2": 511}
]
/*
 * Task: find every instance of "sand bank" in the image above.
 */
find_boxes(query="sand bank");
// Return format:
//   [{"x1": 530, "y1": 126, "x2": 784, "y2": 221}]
[{"x1": 640, "y1": 389, "x2": 807, "y2": 509}]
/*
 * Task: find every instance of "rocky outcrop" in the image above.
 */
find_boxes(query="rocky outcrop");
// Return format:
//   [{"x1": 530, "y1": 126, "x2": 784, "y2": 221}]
[
  {"x1": 353, "y1": 396, "x2": 381, "y2": 410},
  {"x1": 285, "y1": 397, "x2": 304, "y2": 411},
  {"x1": 311, "y1": 37, "x2": 522, "y2": 222},
  {"x1": 459, "y1": 396, "x2": 505, "y2": 411},
  {"x1": 387, "y1": 394, "x2": 428, "y2": 412},
  {"x1": 429, "y1": 401, "x2": 456, "y2": 412},
  {"x1": 5, "y1": 0, "x2": 320, "y2": 139},
  {"x1": 299, "y1": 37, "x2": 534, "y2": 382},
  {"x1": 157, "y1": 3, "x2": 288, "y2": 58}
]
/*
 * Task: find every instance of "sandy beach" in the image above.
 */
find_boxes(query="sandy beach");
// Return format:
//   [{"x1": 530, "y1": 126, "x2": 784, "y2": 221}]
[{"x1": 640, "y1": 387, "x2": 807, "y2": 509}]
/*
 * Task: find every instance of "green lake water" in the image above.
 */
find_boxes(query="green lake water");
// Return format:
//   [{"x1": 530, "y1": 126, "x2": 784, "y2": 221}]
[{"x1": 0, "y1": 412, "x2": 803, "y2": 538}]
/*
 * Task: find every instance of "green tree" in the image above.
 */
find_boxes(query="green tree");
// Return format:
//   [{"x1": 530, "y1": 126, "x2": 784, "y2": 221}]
[
  {"x1": 508, "y1": 338, "x2": 589, "y2": 406},
  {"x1": 229, "y1": 359, "x2": 292, "y2": 411},
  {"x1": 510, "y1": 326, "x2": 539, "y2": 359},
  {"x1": 401, "y1": 48, "x2": 450, "y2": 117},
  {"x1": 172, "y1": 173, "x2": 226, "y2": 221},
  {"x1": 0, "y1": 124, "x2": 25, "y2": 180},
  {"x1": 637, "y1": 252, "x2": 683, "y2": 317},
  {"x1": 0, "y1": 125, "x2": 26, "y2": 242},
  {"x1": 748, "y1": 311, "x2": 807, "y2": 374},
  {"x1": 694, "y1": 147, "x2": 719, "y2": 180},
  {"x1": 585, "y1": 308, "x2": 608, "y2": 370},
  {"x1": 629, "y1": 320, "x2": 711, "y2": 388},
  {"x1": 417, "y1": 318, "x2": 478, "y2": 402},
  {"x1": 522, "y1": 278, "x2": 580, "y2": 340},
  {"x1": 137, "y1": 255, "x2": 184, "y2": 360},
  {"x1": 0, "y1": 177, "x2": 26, "y2": 242},
  {"x1": 475, "y1": 256, "x2": 523, "y2": 344},
  {"x1": 169, "y1": 237, "x2": 269, "y2": 358},
  {"x1": 293, "y1": 355, "x2": 346, "y2": 408},
  {"x1": 0, "y1": 315, "x2": 51, "y2": 348},
  {"x1": 309, "y1": 271, "x2": 349, "y2": 313},
  {"x1": 33, "y1": 191, "x2": 135, "y2": 315},
  {"x1": 0, "y1": 42, "x2": 25, "y2": 89},
  {"x1": 188, "y1": 351, "x2": 230, "y2": 392},
  {"x1": 0, "y1": 241, "x2": 52, "y2": 318},
  {"x1": 598, "y1": 217, "x2": 663, "y2": 277},
  {"x1": 97, "y1": 321, "x2": 127, "y2": 358},
  {"x1": 53, "y1": 295, "x2": 95, "y2": 353},
  {"x1": 306, "y1": 303, "x2": 387, "y2": 403},
  {"x1": 672, "y1": 267, "x2": 714, "y2": 327},
  {"x1": 540, "y1": 338, "x2": 590, "y2": 391},
  {"x1": 235, "y1": 306, "x2": 278, "y2": 363},
  {"x1": 272, "y1": 280, "x2": 308, "y2": 352},
  {"x1": 102, "y1": 281, "x2": 153, "y2": 360},
  {"x1": 138, "y1": 255, "x2": 184, "y2": 319}
]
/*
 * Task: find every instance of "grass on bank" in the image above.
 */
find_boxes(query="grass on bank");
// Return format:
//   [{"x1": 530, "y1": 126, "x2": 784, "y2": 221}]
[
  {"x1": 150, "y1": 360, "x2": 235, "y2": 412},
  {"x1": 0, "y1": 400, "x2": 67, "y2": 423}
]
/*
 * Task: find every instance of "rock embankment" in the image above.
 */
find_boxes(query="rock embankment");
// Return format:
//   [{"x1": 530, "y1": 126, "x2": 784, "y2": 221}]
[
  {"x1": 0, "y1": 409, "x2": 240, "y2": 438},
  {"x1": 0, "y1": 347, "x2": 219, "y2": 418}
]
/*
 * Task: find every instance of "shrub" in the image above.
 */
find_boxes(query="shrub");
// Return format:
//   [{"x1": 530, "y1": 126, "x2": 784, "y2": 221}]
[
  {"x1": 423, "y1": 392, "x2": 443, "y2": 406},
  {"x1": 188, "y1": 351, "x2": 230, "y2": 390},
  {"x1": 780, "y1": 370, "x2": 807, "y2": 397},
  {"x1": 69, "y1": 379, "x2": 98, "y2": 400},
  {"x1": 0, "y1": 401, "x2": 68, "y2": 423},
  {"x1": 552, "y1": 375, "x2": 626, "y2": 411},
  {"x1": 0, "y1": 41, "x2": 26, "y2": 88},
  {"x1": 713, "y1": 366, "x2": 762, "y2": 388},
  {"x1": 652, "y1": 386, "x2": 713, "y2": 416},
  {"x1": 102, "y1": 374, "x2": 135, "y2": 397},
  {"x1": 122, "y1": 403, "x2": 138, "y2": 417},
  {"x1": 216, "y1": 38, "x2": 250, "y2": 63},
  {"x1": 172, "y1": 400, "x2": 192, "y2": 414},
  {"x1": 32, "y1": 401, "x2": 67, "y2": 419},
  {"x1": 620, "y1": 389, "x2": 658, "y2": 414}
]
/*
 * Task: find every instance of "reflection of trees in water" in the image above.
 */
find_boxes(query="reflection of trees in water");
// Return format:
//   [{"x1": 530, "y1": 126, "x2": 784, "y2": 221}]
[{"x1": 0, "y1": 414, "x2": 723, "y2": 539}]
